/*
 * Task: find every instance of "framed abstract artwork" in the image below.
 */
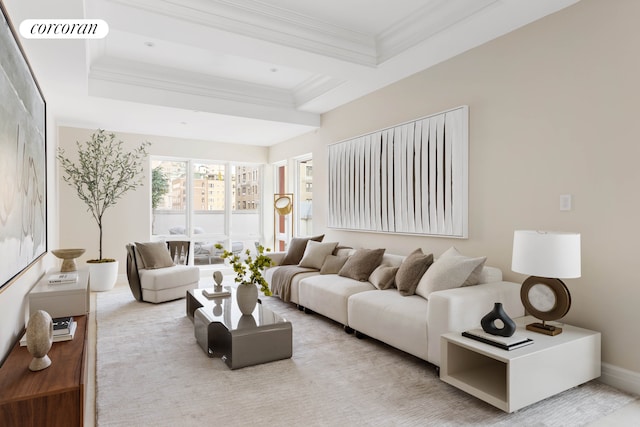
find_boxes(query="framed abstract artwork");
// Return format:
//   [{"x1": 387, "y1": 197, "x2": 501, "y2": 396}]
[
  {"x1": 328, "y1": 106, "x2": 468, "y2": 238},
  {"x1": 0, "y1": 2, "x2": 47, "y2": 290}
]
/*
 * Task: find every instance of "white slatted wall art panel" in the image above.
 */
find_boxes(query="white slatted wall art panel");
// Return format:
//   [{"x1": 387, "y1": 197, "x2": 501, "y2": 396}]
[{"x1": 327, "y1": 106, "x2": 468, "y2": 238}]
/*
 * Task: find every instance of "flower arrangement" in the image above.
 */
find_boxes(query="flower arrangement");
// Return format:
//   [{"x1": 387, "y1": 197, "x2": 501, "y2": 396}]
[{"x1": 214, "y1": 244, "x2": 273, "y2": 295}]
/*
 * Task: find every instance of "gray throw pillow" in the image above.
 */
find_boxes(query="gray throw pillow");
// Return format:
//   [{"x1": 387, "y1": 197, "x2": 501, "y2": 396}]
[
  {"x1": 281, "y1": 235, "x2": 324, "y2": 265},
  {"x1": 135, "y1": 241, "x2": 174, "y2": 269},
  {"x1": 338, "y1": 248, "x2": 385, "y2": 281},
  {"x1": 369, "y1": 265, "x2": 399, "y2": 289},
  {"x1": 395, "y1": 249, "x2": 434, "y2": 296},
  {"x1": 320, "y1": 255, "x2": 349, "y2": 274}
]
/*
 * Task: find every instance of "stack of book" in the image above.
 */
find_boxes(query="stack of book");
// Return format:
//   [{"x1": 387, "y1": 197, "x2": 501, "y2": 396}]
[
  {"x1": 20, "y1": 316, "x2": 77, "y2": 346},
  {"x1": 202, "y1": 288, "x2": 231, "y2": 299},
  {"x1": 462, "y1": 328, "x2": 533, "y2": 350},
  {"x1": 47, "y1": 272, "x2": 79, "y2": 284}
]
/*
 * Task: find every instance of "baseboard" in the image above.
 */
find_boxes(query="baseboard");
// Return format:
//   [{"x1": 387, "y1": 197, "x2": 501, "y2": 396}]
[{"x1": 599, "y1": 362, "x2": 640, "y2": 396}]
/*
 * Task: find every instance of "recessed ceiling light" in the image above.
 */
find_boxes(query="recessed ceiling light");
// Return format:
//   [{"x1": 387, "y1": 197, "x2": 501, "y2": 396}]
[{"x1": 144, "y1": 41, "x2": 155, "y2": 47}]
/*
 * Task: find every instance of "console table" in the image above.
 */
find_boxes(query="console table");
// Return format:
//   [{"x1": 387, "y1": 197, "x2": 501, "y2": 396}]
[
  {"x1": 440, "y1": 316, "x2": 601, "y2": 412},
  {"x1": 0, "y1": 315, "x2": 88, "y2": 427}
]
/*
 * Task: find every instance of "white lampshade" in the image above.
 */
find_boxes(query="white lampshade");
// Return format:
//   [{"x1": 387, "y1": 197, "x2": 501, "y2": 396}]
[{"x1": 512, "y1": 230, "x2": 581, "y2": 279}]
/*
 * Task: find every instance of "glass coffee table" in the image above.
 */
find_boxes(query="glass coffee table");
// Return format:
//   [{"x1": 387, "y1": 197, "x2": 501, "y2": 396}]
[{"x1": 186, "y1": 287, "x2": 292, "y2": 369}]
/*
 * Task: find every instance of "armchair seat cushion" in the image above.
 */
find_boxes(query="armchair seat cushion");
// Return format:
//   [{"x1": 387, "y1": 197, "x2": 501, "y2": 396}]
[{"x1": 139, "y1": 265, "x2": 200, "y2": 303}]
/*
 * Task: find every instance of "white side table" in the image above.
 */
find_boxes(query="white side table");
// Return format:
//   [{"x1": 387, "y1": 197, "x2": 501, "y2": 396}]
[
  {"x1": 29, "y1": 269, "x2": 90, "y2": 318},
  {"x1": 440, "y1": 316, "x2": 601, "y2": 412}
]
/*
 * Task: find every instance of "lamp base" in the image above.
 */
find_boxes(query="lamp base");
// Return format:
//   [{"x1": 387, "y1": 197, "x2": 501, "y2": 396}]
[{"x1": 526, "y1": 322, "x2": 563, "y2": 336}]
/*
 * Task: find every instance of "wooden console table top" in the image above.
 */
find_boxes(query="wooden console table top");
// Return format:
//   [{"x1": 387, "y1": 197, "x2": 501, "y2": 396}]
[{"x1": 0, "y1": 315, "x2": 87, "y2": 427}]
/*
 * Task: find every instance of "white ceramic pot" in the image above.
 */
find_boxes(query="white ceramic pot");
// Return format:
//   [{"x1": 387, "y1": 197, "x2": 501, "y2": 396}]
[
  {"x1": 88, "y1": 260, "x2": 119, "y2": 292},
  {"x1": 236, "y1": 283, "x2": 258, "y2": 315}
]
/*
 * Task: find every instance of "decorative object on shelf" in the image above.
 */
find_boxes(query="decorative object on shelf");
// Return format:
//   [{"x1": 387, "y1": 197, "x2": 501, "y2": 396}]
[
  {"x1": 215, "y1": 243, "x2": 272, "y2": 315},
  {"x1": 273, "y1": 193, "x2": 293, "y2": 250},
  {"x1": 26, "y1": 310, "x2": 53, "y2": 371},
  {"x1": 512, "y1": 230, "x2": 581, "y2": 336},
  {"x1": 213, "y1": 270, "x2": 223, "y2": 292},
  {"x1": 51, "y1": 248, "x2": 85, "y2": 272},
  {"x1": 57, "y1": 129, "x2": 150, "y2": 291},
  {"x1": 481, "y1": 302, "x2": 516, "y2": 337}
]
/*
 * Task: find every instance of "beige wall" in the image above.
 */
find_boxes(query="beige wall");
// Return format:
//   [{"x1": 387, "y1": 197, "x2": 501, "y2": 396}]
[{"x1": 271, "y1": 0, "x2": 640, "y2": 375}]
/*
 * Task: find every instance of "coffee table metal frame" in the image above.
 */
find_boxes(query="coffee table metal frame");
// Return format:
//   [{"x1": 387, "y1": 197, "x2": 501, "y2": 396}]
[{"x1": 187, "y1": 288, "x2": 292, "y2": 369}]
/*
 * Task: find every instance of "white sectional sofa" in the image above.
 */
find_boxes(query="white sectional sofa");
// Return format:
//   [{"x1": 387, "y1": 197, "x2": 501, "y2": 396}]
[{"x1": 265, "y1": 245, "x2": 524, "y2": 367}]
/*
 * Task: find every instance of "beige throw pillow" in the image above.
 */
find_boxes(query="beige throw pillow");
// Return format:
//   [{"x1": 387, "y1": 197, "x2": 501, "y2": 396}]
[
  {"x1": 395, "y1": 249, "x2": 434, "y2": 296},
  {"x1": 281, "y1": 235, "x2": 324, "y2": 265},
  {"x1": 135, "y1": 241, "x2": 175, "y2": 269},
  {"x1": 369, "y1": 265, "x2": 399, "y2": 290},
  {"x1": 299, "y1": 241, "x2": 338, "y2": 270},
  {"x1": 415, "y1": 247, "x2": 486, "y2": 299},
  {"x1": 338, "y1": 248, "x2": 385, "y2": 281},
  {"x1": 320, "y1": 255, "x2": 349, "y2": 274}
]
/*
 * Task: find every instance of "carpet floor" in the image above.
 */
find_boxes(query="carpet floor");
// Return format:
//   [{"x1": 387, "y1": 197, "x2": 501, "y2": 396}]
[{"x1": 96, "y1": 285, "x2": 636, "y2": 426}]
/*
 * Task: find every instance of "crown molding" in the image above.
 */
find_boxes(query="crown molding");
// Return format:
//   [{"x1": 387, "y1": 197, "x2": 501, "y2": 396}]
[
  {"x1": 293, "y1": 75, "x2": 344, "y2": 109},
  {"x1": 376, "y1": 0, "x2": 499, "y2": 63},
  {"x1": 108, "y1": 0, "x2": 377, "y2": 66}
]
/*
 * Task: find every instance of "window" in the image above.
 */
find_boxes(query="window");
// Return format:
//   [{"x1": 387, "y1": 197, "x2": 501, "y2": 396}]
[
  {"x1": 151, "y1": 159, "x2": 187, "y2": 236},
  {"x1": 152, "y1": 157, "x2": 263, "y2": 266}
]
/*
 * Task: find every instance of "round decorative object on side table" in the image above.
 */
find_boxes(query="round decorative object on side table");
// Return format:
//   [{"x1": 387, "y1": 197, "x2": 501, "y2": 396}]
[
  {"x1": 520, "y1": 276, "x2": 571, "y2": 335},
  {"x1": 26, "y1": 310, "x2": 53, "y2": 371},
  {"x1": 51, "y1": 248, "x2": 86, "y2": 272}
]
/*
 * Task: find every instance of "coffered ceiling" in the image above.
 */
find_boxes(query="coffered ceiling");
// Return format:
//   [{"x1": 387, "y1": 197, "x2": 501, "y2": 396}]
[{"x1": 5, "y1": 0, "x2": 580, "y2": 145}]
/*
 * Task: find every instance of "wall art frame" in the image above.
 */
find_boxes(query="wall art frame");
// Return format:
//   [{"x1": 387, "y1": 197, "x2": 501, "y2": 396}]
[
  {"x1": 0, "y1": 1, "x2": 47, "y2": 291},
  {"x1": 328, "y1": 106, "x2": 468, "y2": 238}
]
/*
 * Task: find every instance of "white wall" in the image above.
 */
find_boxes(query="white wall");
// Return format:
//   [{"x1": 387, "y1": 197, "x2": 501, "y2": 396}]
[{"x1": 270, "y1": 0, "x2": 640, "y2": 378}]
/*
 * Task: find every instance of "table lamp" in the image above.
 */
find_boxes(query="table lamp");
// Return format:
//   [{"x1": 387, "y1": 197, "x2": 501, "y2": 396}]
[{"x1": 511, "y1": 230, "x2": 581, "y2": 335}]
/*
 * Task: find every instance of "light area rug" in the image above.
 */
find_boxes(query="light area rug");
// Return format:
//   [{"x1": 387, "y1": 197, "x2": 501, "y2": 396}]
[{"x1": 96, "y1": 284, "x2": 635, "y2": 427}]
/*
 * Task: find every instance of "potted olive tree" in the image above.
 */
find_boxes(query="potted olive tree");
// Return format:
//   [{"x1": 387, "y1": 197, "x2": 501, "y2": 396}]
[{"x1": 57, "y1": 129, "x2": 149, "y2": 291}]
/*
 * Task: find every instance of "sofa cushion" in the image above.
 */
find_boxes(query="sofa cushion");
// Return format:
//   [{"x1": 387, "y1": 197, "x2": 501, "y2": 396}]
[
  {"x1": 320, "y1": 255, "x2": 349, "y2": 274},
  {"x1": 395, "y1": 249, "x2": 434, "y2": 296},
  {"x1": 299, "y1": 241, "x2": 338, "y2": 269},
  {"x1": 369, "y1": 265, "x2": 399, "y2": 290},
  {"x1": 338, "y1": 248, "x2": 385, "y2": 281},
  {"x1": 281, "y1": 235, "x2": 324, "y2": 265},
  {"x1": 415, "y1": 247, "x2": 486, "y2": 299},
  {"x1": 348, "y1": 290, "x2": 430, "y2": 361},
  {"x1": 135, "y1": 241, "x2": 174, "y2": 269}
]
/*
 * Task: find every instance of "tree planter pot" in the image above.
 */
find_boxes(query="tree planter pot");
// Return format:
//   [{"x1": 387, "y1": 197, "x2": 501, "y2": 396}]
[{"x1": 88, "y1": 261, "x2": 119, "y2": 292}]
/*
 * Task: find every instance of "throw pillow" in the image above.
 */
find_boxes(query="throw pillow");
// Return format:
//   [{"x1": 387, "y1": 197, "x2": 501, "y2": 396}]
[
  {"x1": 338, "y1": 248, "x2": 385, "y2": 281},
  {"x1": 135, "y1": 241, "x2": 175, "y2": 269},
  {"x1": 415, "y1": 247, "x2": 487, "y2": 299},
  {"x1": 369, "y1": 265, "x2": 399, "y2": 290},
  {"x1": 320, "y1": 255, "x2": 349, "y2": 275},
  {"x1": 281, "y1": 234, "x2": 325, "y2": 265},
  {"x1": 395, "y1": 249, "x2": 434, "y2": 296},
  {"x1": 299, "y1": 241, "x2": 339, "y2": 270}
]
